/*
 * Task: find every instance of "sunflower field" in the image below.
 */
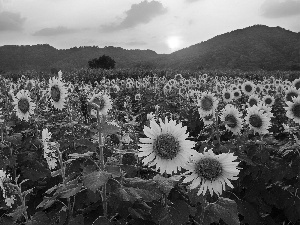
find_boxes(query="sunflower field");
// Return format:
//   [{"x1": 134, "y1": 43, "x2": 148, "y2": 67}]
[{"x1": 0, "y1": 69, "x2": 300, "y2": 225}]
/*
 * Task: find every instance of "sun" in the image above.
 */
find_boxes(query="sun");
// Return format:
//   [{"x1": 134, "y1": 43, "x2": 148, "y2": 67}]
[{"x1": 167, "y1": 36, "x2": 181, "y2": 51}]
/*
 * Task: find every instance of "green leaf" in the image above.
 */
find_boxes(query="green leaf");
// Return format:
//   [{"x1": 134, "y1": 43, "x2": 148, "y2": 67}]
[
  {"x1": 153, "y1": 174, "x2": 178, "y2": 196},
  {"x1": 99, "y1": 122, "x2": 120, "y2": 136},
  {"x1": 68, "y1": 215, "x2": 84, "y2": 225},
  {"x1": 7, "y1": 205, "x2": 28, "y2": 222},
  {"x1": 36, "y1": 197, "x2": 56, "y2": 209},
  {"x1": 117, "y1": 187, "x2": 161, "y2": 203},
  {"x1": 82, "y1": 171, "x2": 111, "y2": 192},
  {"x1": 92, "y1": 216, "x2": 109, "y2": 225},
  {"x1": 5, "y1": 133, "x2": 22, "y2": 145},
  {"x1": 105, "y1": 165, "x2": 122, "y2": 178},
  {"x1": 25, "y1": 212, "x2": 50, "y2": 225},
  {"x1": 204, "y1": 197, "x2": 239, "y2": 225},
  {"x1": 60, "y1": 183, "x2": 83, "y2": 198},
  {"x1": 151, "y1": 200, "x2": 191, "y2": 225},
  {"x1": 236, "y1": 199, "x2": 259, "y2": 225}
]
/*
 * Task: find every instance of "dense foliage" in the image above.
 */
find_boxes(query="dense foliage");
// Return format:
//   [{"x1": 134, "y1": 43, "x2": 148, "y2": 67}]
[
  {"x1": 88, "y1": 55, "x2": 116, "y2": 70},
  {"x1": 0, "y1": 25, "x2": 299, "y2": 72},
  {"x1": 0, "y1": 69, "x2": 300, "y2": 225}
]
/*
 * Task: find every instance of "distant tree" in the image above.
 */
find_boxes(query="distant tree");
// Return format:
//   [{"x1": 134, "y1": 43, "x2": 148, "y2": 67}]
[
  {"x1": 88, "y1": 55, "x2": 116, "y2": 69},
  {"x1": 51, "y1": 68, "x2": 59, "y2": 74}
]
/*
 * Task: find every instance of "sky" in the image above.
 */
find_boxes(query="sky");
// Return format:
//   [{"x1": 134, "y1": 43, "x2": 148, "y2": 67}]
[{"x1": 0, "y1": 0, "x2": 299, "y2": 54}]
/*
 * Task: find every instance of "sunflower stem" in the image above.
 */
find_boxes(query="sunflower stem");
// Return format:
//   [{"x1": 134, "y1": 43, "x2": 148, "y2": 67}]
[{"x1": 97, "y1": 109, "x2": 107, "y2": 218}]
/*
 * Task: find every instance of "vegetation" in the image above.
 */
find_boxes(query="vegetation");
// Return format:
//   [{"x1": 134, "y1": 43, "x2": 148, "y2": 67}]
[
  {"x1": 0, "y1": 25, "x2": 299, "y2": 72},
  {"x1": 0, "y1": 69, "x2": 300, "y2": 224},
  {"x1": 88, "y1": 55, "x2": 116, "y2": 69}
]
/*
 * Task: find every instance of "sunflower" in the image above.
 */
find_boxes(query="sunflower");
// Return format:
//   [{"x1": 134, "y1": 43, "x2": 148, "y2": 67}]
[
  {"x1": 262, "y1": 95, "x2": 275, "y2": 107},
  {"x1": 220, "y1": 104, "x2": 243, "y2": 135},
  {"x1": 221, "y1": 88, "x2": 233, "y2": 103},
  {"x1": 247, "y1": 94, "x2": 260, "y2": 107},
  {"x1": 242, "y1": 81, "x2": 255, "y2": 96},
  {"x1": 284, "y1": 96, "x2": 300, "y2": 124},
  {"x1": 48, "y1": 77, "x2": 68, "y2": 110},
  {"x1": 285, "y1": 87, "x2": 299, "y2": 102},
  {"x1": 138, "y1": 117, "x2": 196, "y2": 175},
  {"x1": 257, "y1": 103, "x2": 274, "y2": 118},
  {"x1": 197, "y1": 92, "x2": 219, "y2": 117},
  {"x1": 135, "y1": 81, "x2": 141, "y2": 89},
  {"x1": 255, "y1": 84, "x2": 262, "y2": 94},
  {"x1": 232, "y1": 89, "x2": 241, "y2": 100},
  {"x1": 183, "y1": 148, "x2": 240, "y2": 196},
  {"x1": 174, "y1": 73, "x2": 183, "y2": 81},
  {"x1": 163, "y1": 83, "x2": 172, "y2": 94},
  {"x1": 135, "y1": 93, "x2": 141, "y2": 101},
  {"x1": 13, "y1": 89, "x2": 36, "y2": 121},
  {"x1": 245, "y1": 105, "x2": 271, "y2": 135},
  {"x1": 88, "y1": 92, "x2": 112, "y2": 116},
  {"x1": 25, "y1": 79, "x2": 35, "y2": 91},
  {"x1": 293, "y1": 78, "x2": 300, "y2": 90}
]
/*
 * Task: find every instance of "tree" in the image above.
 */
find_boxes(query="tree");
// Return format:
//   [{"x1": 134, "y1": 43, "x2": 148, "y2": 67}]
[{"x1": 88, "y1": 55, "x2": 116, "y2": 69}]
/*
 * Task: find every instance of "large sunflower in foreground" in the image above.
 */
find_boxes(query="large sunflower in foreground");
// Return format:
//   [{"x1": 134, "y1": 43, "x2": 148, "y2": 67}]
[
  {"x1": 138, "y1": 117, "x2": 196, "y2": 175},
  {"x1": 183, "y1": 148, "x2": 240, "y2": 196},
  {"x1": 48, "y1": 77, "x2": 68, "y2": 110},
  {"x1": 197, "y1": 92, "x2": 219, "y2": 117},
  {"x1": 284, "y1": 96, "x2": 300, "y2": 124},
  {"x1": 13, "y1": 89, "x2": 36, "y2": 121},
  {"x1": 220, "y1": 104, "x2": 243, "y2": 135},
  {"x1": 88, "y1": 92, "x2": 112, "y2": 116},
  {"x1": 245, "y1": 105, "x2": 271, "y2": 135}
]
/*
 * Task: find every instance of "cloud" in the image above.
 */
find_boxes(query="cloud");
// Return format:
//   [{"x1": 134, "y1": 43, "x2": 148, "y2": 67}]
[
  {"x1": 33, "y1": 26, "x2": 77, "y2": 36},
  {"x1": 126, "y1": 40, "x2": 147, "y2": 46},
  {"x1": 0, "y1": 11, "x2": 25, "y2": 31},
  {"x1": 101, "y1": 0, "x2": 167, "y2": 32},
  {"x1": 185, "y1": 0, "x2": 204, "y2": 3},
  {"x1": 261, "y1": 0, "x2": 300, "y2": 18}
]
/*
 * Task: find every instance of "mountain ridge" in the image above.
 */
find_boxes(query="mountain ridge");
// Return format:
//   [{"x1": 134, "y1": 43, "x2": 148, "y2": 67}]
[{"x1": 0, "y1": 24, "x2": 299, "y2": 72}]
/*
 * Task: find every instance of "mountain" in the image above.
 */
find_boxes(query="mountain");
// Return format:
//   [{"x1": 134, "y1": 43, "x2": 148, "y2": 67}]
[
  {"x1": 0, "y1": 25, "x2": 299, "y2": 72},
  {"x1": 157, "y1": 25, "x2": 300, "y2": 71}
]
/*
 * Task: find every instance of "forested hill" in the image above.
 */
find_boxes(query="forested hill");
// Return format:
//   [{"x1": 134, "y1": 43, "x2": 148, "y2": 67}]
[
  {"x1": 157, "y1": 25, "x2": 300, "y2": 71},
  {"x1": 0, "y1": 25, "x2": 299, "y2": 72},
  {"x1": 0, "y1": 45, "x2": 160, "y2": 72}
]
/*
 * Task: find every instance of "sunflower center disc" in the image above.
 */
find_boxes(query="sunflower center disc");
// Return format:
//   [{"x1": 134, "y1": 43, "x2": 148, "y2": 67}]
[
  {"x1": 248, "y1": 98, "x2": 257, "y2": 107},
  {"x1": 201, "y1": 96, "x2": 213, "y2": 111},
  {"x1": 224, "y1": 93, "x2": 231, "y2": 99},
  {"x1": 51, "y1": 85, "x2": 61, "y2": 102},
  {"x1": 265, "y1": 98, "x2": 272, "y2": 105},
  {"x1": 245, "y1": 85, "x2": 253, "y2": 93},
  {"x1": 153, "y1": 134, "x2": 180, "y2": 160},
  {"x1": 92, "y1": 96, "x2": 106, "y2": 110},
  {"x1": 249, "y1": 114, "x2": 263, "y2": 128},
  {"x1": 291, "y1": 104, "x2": 300, "y2": 119},
  {"x1": 18, "y1": 98, "x2": 30, "y2": 114},
  {"x1": 225, "y1": 114, "x2": 237, "y2": 128},
  {"x1": 195, "y1": 157, "x2": 223, "y2": 181},
  {"x1": 286, "y1": 92, "x2": 298, "y2": 102},
  {"x1": 234, "y1": 91, "x2": 240, "y2": 97}
]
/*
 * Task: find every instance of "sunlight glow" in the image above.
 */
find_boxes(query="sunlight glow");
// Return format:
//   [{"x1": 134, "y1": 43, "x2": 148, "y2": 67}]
[{"x1": 166, "y1": 36, "x2": 181, "y2": 51}]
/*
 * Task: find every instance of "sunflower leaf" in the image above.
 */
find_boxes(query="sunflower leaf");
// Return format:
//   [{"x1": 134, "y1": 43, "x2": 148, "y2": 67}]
[
  {"x1": 82, "y1": 171, "x2": 111, "y2": 192},
  {"x1": 99, "y1": 122, "x2": 120, "y2": 136},
  {"x1": 203, "y1": 197, "x2": 239, "y2": 225}
]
